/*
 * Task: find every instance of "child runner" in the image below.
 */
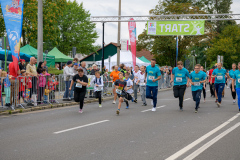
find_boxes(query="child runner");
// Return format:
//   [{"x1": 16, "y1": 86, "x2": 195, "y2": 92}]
[
  {"x1": 133, "y1": 65, "x2": 140, "y2": 103},
  {"x1": 124, "y1": 72, "x2": 134, "y2": 109},
  {"x1": 90, "y1": 71, "x2": 104, "y2": 108},
  {"x1": 189, "y1": 64, "x2": 207, "y2": 113},
  {"x1": 115, "y1": 72, "x2": 127, "y2": 115},
  {"x1": 69, "y1": 68, "x2": 88, "y2": 113},
  {"x1": 138, "y1": 66, "x2": 147, "y2": 106}
]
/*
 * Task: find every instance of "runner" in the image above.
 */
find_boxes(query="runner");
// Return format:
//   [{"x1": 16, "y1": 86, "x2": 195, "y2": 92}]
[
  {"x1": 208, "y1": 66, "x2": 216, "y2": 97},
  {"x1": 69, "y1": 68, "x2": 88, "y2": 113},
  {"x1": 110, "y1": 65, "x2": 120, "y2": 104},
  {"x1": 90, "y1": 71, "x2": 104, "y2": 108},
  {"x1": 133, "y1": 65, "x2": 140, "y2": 103},
  {"x1": 200, "y1": 66, "x2": 207, "y2": 102},
  {"x1": 211, "y1": 63, "x2": 228, "y2": 107},
  {"x1": 229, "y1": 63, "x2": 236, "y2": 104},
  {"x1": 145, "y1": 59, "x2": 161, "y2": 111},
  {"x1": 124, "y1": 72, "x2": 134, "y2": 109},
  {"x1": 138, "y1": 65, "x2": 147, "y2": 106},
  {"x1": 189, "y1": 64, "x2": 207, "y2": 113},
  {"x1": 170, "y1": 61, "x2": 190, "y2": 111},
  {"x1": 231, "y1": 62, "x2": 240, "y2": 112},
  {"x1": 115, "y1": 72, "x2": 127, "y2": 115}
]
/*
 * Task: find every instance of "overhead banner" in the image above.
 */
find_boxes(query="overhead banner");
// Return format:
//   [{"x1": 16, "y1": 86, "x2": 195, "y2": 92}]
[
  {"x1": 128, "y1": 18, "x2": 136, "y2": 67},
  {"x1": 147, "y1": 20, "x2": 205, "y2": 36},
  {"x1": 1, "y1": 0, "x2": 24, "y2": 73}
]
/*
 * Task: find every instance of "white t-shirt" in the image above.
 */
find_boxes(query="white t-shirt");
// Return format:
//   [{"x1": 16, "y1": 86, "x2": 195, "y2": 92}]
[
  {"x1": 90, "y1": 77, "x2": 104, "y2": 92},
  {"x1": 133, "y1": 70, "x2": 140, "y2": 83},
  {"x1": 138, "y1": 72, "x2": 146, "y2": 85},
  {"x1": 125, "y1": 78, "x2": 133, "y2": 94}
]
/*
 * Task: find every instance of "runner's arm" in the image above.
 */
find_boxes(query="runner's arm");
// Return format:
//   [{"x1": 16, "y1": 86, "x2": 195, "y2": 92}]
[{"x1": 232, "y1": 79, "x2": 235, "y2": 92}]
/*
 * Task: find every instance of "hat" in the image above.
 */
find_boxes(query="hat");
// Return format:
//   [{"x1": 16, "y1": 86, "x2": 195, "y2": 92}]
[
  {"x1": 67, "y1": 61, "x2": 72, "y2": 65},
  {"x1": 20, "y1": 59, "x2": 25, "y2": 62},
  {"x1": 74, "y1": 63, "x2": 78, "y2": 66}
]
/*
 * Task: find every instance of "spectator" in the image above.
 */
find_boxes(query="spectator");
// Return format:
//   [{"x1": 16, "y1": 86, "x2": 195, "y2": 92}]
[
  {"x1": 102, "y1": 65, "x2": 106, "y2": 73},
  {"x1": 9, "y1": 61, "x2": 20, "y2": 106},
  {"x1": 79, "y1": 61, "x2": 88, "y2": 75},
  {"x1": 1, "y1": 71, "x2": 11, "y2": 107},
  {"x1": 19, "y1": 59, "x2": 26, "y2": 71},
  {"x1": 55, "y1": 63, "x2": 59, "y2": 70},
  {"x1": 26, "y1": 57, "x2": 38, "y2": 100},
  {"x1": 73, "y1": 58, "x2": 78, "y2": 64},
  {"x1": 43, "y1": 60, "x2": 48, "y2": 73},
  {"x1": 37, "y1": 61, "x2": 44, "y2": 74},
  {"x1": 63, "y1": 61, "x2": 75, "y2": 101},
  {"x1": 90, "y1": 64, "x2": 98, "y2": 75},
  {"x1": 62, "y1": 64, "x2": 67, "y2": 70},
  {"x1": 19, "y1": 70, "x2": 27, "y2": 103},
  {"x1": 38, "y1": 68, "x2": 48, "y2": 104}
]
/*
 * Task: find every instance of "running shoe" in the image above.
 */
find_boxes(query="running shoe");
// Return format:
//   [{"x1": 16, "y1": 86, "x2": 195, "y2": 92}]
[
  {"x1": 126, "y1": 106, "x2": 129, "y2": 109},
  {"x1": 116, "y1": 110, "x2": 120, "y2": 115},
  {"x1": 142, "y1": 103, "x2": 147, "y2": 106},
  {"x1": 134, "y1": 99, "x2": 137, "y2": 103},
  {"x1": 204, "y1": 99, "x2": 206, "y2": 103},
  {"x1": 151, "y1": 100, "x2": 153, "y2": 105},
  {"x1": 79, "y1": 109, "x2": 83, "y2": 113},
  {"x1": 99, "y1": 104, "x2": 102, "y2": 108},
  {"x1": 239, "y1": 109, "x2": 240, "y2": 112},
  {"x1": 180, "y1": 107, "x2": 183, "y2": 111},
  {"x1": 195, "y1": 109, "x2": 198, "y2": 113},
  {"x1": 233, "y1": 100, "x2": 236, "y2": 104},
  {"x1": 217, "y1": 102, "x2": 221, "y2": 108},
  {"x1": 152, "y1": 107, "x2": 156, "y2": 112},
  {"x1": 215, "y1": 99, "x2": 218, "y2": 103},
  {"x1": 113, "y1": 100, "x2": 116, "y2": 104}
]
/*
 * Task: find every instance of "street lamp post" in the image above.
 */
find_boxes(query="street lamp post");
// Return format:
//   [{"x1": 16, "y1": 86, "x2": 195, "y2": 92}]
[
  {"x1": 117, "y1": 0, "x2": 121, "y2": 66},
  {"x1": 37, "y1": 0, "x2": 43, "y2": 64}
]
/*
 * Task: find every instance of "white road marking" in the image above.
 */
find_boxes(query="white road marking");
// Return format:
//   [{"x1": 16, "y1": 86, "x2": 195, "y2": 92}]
[
  {"x1": 165, "y1": 113, "x2": 240, "y2": 160},
  {"x1": 53, "y1": 120, "x2": 109, "y2": 134},
  {"x1": 141, "y1": 105, "x2": 166, "y2": 112},
  {"x1": 184, "y1": 98, "x2": 191, "y2": 101},
  {"x1": 183, "y1": 122, "x2": 240, "y2": 160}
]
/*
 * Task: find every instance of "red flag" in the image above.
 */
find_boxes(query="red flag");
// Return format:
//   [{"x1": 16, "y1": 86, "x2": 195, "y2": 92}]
[{"x1": 128, "y1": 18, "x2": 136, "y2": 67}]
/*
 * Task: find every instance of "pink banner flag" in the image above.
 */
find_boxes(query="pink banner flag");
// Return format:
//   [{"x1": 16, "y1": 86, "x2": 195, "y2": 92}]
[{"x1": 128, "y1": 18, "x2": 136, "y2": 67}]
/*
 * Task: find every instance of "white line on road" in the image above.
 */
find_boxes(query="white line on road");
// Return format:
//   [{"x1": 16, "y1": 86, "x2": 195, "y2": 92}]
[
  {"x1": 141, "y1": 105, "x2": 166, "y2": 113},
  {"x1": 165, "y1": 113, "x2": 240, "y2": 160},
  {"x1": 53, "y1": 120, "x2": 109, "y2": 134},
  {"x1": 183, "y1": 122, "x2": 240, "y2": 160},
  {"x1": 184, "y1": 98, "x2": 191, "y2": 101}
]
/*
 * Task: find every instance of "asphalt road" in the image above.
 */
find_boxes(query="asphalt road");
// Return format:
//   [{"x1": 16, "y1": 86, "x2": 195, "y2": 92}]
[{"x1": 0, "y1": 85, "x2": 240, "y2": 160}]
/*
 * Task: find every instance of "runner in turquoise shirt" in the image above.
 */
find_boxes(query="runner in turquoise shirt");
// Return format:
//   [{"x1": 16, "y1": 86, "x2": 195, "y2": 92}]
[
  {"x1": 231, "y1": 62, "x2": 240, "y2": 112},
  {"x1": 189, "y1": 64, "x2": 207, "y2": 113},
  {"x1": 229, "y1": 63, "x2": 237, "y2": 104}
]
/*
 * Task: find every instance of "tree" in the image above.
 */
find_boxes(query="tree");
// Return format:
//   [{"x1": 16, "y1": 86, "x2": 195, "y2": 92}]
[
  {"x1": 58, "y1": 0, "x2": 98, "y2": 55},
  {"x1": 206, "y1": 25, "x2": 240, "y2": 69},
  {"x1": 0, "y1": 4, "x2": 5, "y2": 37}
]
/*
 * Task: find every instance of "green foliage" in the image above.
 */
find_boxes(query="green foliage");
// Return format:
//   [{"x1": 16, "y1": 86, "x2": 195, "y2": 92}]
[
  {"x1": 206, "y1": 25, "x2": 240, "y2": 69},
  {"x1": 48, "y1": 67, "x2": 63, "y2": 75},
  {"x1": 0, "y1": 4, "x2": 5, "y2": 37},
  {"x1": 58, "y1": 0, "x2": 98, "y2": 55}
]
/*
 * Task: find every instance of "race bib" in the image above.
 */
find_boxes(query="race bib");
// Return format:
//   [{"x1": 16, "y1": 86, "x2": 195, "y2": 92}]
[
  {"x1": 148, "y1": 76, "x2": 154, "y2": 80},
  {"x1": 238, "y1": 79, "x2": 240, "y2": 83},
  {"x1": 140, "y1": 83, "x2": 146, "y2": 86},
  {"x1": 176, "y1": 77, "x2": 182, "y2": 82},
  {"x1": 217, "y1": 76, "x2": 223, "y2": 80},
  {"x1": 116, "y1": 89, "x2": 122, "y2": 94},
  {"x1": 76, "y1": 83, "x2": 82, "y2": 88},
  {"x1": 194, "y1": 82, "x2": 200, "y2": 86},
  {"x1": 96, "y1": 86, "x2": 102, "y2": 91}
]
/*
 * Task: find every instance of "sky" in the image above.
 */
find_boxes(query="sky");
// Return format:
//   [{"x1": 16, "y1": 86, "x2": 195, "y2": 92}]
[{"x1": 75, "y1": 0, "x2": 240, "y2": 46}]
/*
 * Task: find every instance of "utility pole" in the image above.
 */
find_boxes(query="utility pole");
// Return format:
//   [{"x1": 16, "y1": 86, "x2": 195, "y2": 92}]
[
  {"x1": 37, "y1": 0, "x2": 43, "y2": 64},
  {"x1": 117, "y1": 0, "x2": 121, "y2": 66}
]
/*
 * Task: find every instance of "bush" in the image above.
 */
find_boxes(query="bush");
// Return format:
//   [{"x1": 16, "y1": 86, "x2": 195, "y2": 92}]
[{"x1": 48, "y1": 67, "x2": 63, "y2": 75}]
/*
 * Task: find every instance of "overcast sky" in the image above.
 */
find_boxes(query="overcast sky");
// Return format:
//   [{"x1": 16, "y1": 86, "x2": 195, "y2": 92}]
[{"x1": 75, "y1": 0, "x2": 240, "y2": 46}]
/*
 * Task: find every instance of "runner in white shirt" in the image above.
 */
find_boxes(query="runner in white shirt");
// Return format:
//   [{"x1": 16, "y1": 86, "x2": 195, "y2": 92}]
[
  {"x1": 90, "y1": 71, "x2": 104, "y2": 107},
  {"x1": 137, "y1": 65, "x2": 147, "y2": 106},
  {"x1": 133, "y1": 65, "x2": 140, "y2": 103},
  {"x1": 124, "y1": 72, "x2": 134, "y2": 109}
]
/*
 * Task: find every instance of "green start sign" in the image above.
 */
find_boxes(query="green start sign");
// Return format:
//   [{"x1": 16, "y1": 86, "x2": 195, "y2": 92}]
[{"x1": 147, "y1": 20, "x2": 205, "y2": 36}]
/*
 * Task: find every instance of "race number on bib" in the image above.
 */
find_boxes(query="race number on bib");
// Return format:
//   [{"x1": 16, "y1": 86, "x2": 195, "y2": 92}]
[
  {"x1": 140, "y1": 83, "x2": 146, "y2": 86},
  {"x1": 194, "y1": 82, "x2": 200, "y2": 86},
  {"x1": 148, "y1": 76, "x2": 154, "y2": 80},
  {"x1": 176, "y1": 77, "x2": 182, "y2": 82},
  {"x1": 116, "y1": 89, "x2": 122, "y2": 94},
  {"x1": 76, "y1": 83, "x2": 82, "y2": 88},
  {"x1": 217, "y1": 76, "x2": 223, "y2": 80},
  {"x1": 96, "y1": 86, "x2": 102, "y2": 91},
  {"x1": 238, "y1": 79, "x2": 240, "y2": 83}
]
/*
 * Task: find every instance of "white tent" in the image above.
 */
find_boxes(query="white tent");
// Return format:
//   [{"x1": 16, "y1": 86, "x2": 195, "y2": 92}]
[{"x1": 96, "y1": 50, "x2": 150, "y2": 70}]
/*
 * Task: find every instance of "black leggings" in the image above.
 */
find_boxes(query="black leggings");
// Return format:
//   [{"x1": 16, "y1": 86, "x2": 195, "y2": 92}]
[
  {"x1": 210, "y1": 83, "x2": 215, "y2": 96},
  {"x1": 230, "y1": 85, "x2": 236, "y2": 99},
  {"x1": 173, "y1": 85, "x2": 186, "y2": 108},
  {"x1": 95, "y1": 91, "x2": 102, "y2": 104},
  {"x1": 202, "y1": 84, "x2": 206, "y2": 99},
  {"x1": 74, "y1": 90, "x2": 86, "y2": 109}
]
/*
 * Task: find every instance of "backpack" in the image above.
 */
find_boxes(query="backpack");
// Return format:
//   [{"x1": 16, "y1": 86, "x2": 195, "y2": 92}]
[{"x1": 94, "y1": 77, "x2": 102, "y2": 85}]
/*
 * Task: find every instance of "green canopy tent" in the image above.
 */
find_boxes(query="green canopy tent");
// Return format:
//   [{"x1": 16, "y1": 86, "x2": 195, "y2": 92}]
[
  {"x1": 138, "y1": 56, "x2": 159, "y2": 67},
  {"x1": 20, "y1": 44, "x2": 55, "y2": 67},
  {"x1": 48, "y1": 47, "x2": 73, "y2": 63}
]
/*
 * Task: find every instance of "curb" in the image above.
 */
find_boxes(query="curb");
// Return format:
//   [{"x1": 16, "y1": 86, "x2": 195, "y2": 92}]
[{"x1": 0, "y1": 88, "x2": 172, "y2": 116}]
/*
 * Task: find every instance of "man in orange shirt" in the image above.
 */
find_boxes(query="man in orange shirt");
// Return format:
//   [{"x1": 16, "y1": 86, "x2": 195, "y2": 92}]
[{"x1": 110, "y1": 65, "x2": 120, "y2": 104}]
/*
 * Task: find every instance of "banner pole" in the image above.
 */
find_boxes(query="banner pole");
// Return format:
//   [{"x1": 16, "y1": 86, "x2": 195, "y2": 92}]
[
  {"x1": 176, "y1": 36, "x2": 178, "y2": 67},
  {"x1": 4, "y1": 37, "x2": 7, "y2": 71}
]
